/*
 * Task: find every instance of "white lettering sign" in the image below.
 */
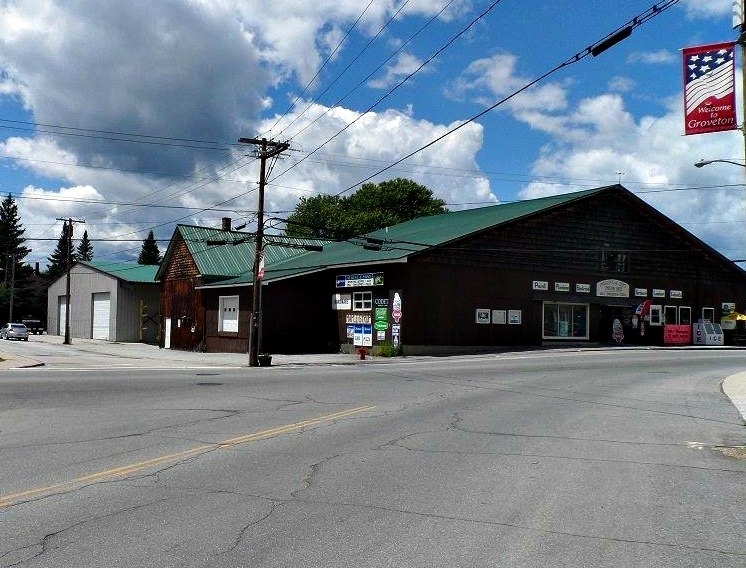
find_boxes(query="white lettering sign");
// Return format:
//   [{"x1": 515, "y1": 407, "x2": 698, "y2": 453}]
[
  {"x1": 596, "y1": 279, "x2": 630, "y2": 298},
  {"x1": 555, "y1": 282, "x2": 570, "y2": 292},
  {"x1": 332, "y1": 293, "x2": 352, "y2": 310},
  {"x1": 576, "y1": 283, "x2": 591, "y2": 293},
  {"x1": 652, "y1": 289, "x2": 666, "y2": 298},
  {"x1": 475, "y1": 309, "x2": 491, "y2": 324},
  {"x1": 634, "y1": 288, "x2": 648, "y2": 297},
  {"x1": 532, "y1": 280, "x2": 548, "y2": 290},
  {"x1": 669, "y1": 290, "x2": 683, "y2": 299}
]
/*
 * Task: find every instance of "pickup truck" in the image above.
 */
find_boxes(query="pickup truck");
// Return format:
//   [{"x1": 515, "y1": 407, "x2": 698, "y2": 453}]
[{"x1": 21, "y1": 319, "x2": 45, "y2": 335}]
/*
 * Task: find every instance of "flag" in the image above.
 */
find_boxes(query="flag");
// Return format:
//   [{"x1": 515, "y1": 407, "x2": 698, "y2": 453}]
[
  {"x1": 683, "y1": 42, "x2": 737, "y2": 135},
  {"x1": 257, "y1": 251, "x2": 265, "y2": 279}
]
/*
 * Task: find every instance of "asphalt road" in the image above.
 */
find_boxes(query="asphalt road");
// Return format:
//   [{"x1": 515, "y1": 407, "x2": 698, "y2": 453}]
[{"x1": 1, "y1": 349, "x2": 745, "y2": 567}]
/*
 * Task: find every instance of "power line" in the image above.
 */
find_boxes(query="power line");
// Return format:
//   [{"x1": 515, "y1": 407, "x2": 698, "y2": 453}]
[
  {"x1": 272, "y1": 0, "x2": 419, "y2": 139},
  {"x1": 272, "y1": 0, "x2": 503, "y2": 180},
  {"x1": 263, "y1": 0, "x2": 377, "y2": 137},
  {"x1": 322, "y1": 0, "x2": 681, "y2": 197},
  {"x1": 0, "y1": 118, "x2": 237, "y2": 150}
]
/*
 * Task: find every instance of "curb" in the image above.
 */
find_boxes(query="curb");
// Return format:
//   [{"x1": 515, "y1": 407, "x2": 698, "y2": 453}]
[{"x1": 722, "y1": 371, "x2": 746, "y2": 423}]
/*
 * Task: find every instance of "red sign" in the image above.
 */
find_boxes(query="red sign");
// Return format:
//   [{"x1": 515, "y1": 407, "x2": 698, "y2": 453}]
[
  {"x1": 683, "y1": 42, "x2": 737, "y2": 135},
  {"x1": 664, "y1": 324, "x2": 692, "y2": 345}
]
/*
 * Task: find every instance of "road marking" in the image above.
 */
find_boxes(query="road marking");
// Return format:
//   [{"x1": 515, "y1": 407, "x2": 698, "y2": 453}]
[{"x1": 0, "y1": 405, "x2": 376, "y2": 509}]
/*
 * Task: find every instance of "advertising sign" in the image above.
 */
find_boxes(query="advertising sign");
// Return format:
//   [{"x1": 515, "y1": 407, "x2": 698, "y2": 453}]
[
  {"x1": 683, "y1": 42, "x2": 737, "y2": 135},
  {"x1": 332, "y1": 293, "x2": 352, "y2": 310},
  {"x1": 336, "y1": 272, "x2": 384, "y2": 288},
  {"x1": 664, "y1": 324, "x2": 692, "y2": 345},
  {"x1": 374, "y1": 307, "x2": 389, "y2": 331},
  {"x1": 597, "y1": 279, "x2": 630, "y2": 298}
]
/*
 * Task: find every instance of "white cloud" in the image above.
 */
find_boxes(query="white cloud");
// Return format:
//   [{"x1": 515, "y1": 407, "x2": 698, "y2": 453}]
[
  {"x1": 368, "y1": 52, "x2": 427, "y2": 89},
  {"x1": 518, "y1": 92, "x2": 746, "y2": 265},
  {"x1": 680, "y1": 0, "x2": 732, "y2": 19},
  {"x1": 627, "y1": 50, "x2": 677, "y2": 65},
  {"x1": 446, "y1": 53, "x2": 568, "y2": 115},
  {"x1": 257, "y1": 101, "x2": 494, "y2": 213},
  {"x1": 608, "y1": 76, "x2": 636, "y2": 92}
]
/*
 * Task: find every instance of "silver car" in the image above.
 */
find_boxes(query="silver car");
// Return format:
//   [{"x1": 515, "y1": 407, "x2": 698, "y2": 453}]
[{"x1": 1, "y1": 323, "x2": 29, "y2": 341}]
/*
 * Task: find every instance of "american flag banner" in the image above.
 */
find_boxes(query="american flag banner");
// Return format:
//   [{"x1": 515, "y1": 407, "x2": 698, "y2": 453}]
[{"x1": 683, "y1": 42, "x2": 737, "y2": 136}]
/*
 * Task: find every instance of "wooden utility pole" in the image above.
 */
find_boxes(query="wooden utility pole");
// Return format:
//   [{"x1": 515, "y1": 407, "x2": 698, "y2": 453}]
[
  {"x1": 238, "y1": 137, "x2": 290, "y2": 366},
  {"x1": 56, "y1": 217, "x2": 85, "y2": 345}
]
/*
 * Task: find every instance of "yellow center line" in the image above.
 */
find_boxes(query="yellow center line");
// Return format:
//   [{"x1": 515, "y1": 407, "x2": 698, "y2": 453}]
[{"x1": 0, "y1": 405, "x2": 376, "y2": 509}]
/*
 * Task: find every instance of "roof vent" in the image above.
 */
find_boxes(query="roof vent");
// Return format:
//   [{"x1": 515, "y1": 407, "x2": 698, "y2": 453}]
[{"x1": 222, "y1": 217, "x2": 232, "y2": 231}]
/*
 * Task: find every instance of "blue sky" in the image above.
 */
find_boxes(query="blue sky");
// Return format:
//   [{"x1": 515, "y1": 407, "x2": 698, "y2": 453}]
[{"x1": 0, "y1": 0, "x2": 744, "y2": 269}]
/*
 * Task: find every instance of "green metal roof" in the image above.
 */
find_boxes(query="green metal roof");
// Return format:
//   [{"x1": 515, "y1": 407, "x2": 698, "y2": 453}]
[
  {"x1": 205, "y1": 186, "x2": 610, "y2": 288},
  {"x1": 159, "y1": 225, "x2": 325, "y2": 282},
  {"x1": 83, "y1": 261, "x2": 159, "y2": 283}
]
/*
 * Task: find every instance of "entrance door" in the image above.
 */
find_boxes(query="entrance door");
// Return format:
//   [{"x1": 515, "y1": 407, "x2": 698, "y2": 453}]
[
  {"x1": 57, "y1": 295, "x2": 67, "y2": 335},
  {"x1": 92, "y1": 292, "x2": 111, "y2": 340},
  {"x1": 164, "y1": 317, "x2": 171, "y2": 349},
  {"x1": 600, "y1": 305, "x2": 637, "y2": 344}
]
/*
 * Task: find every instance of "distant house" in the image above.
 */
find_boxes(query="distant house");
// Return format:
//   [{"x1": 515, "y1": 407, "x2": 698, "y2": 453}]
[
  {"x1": 47, "y1": 261, "x2": 160, "y2": 343},
  {"x1": 158, "y1": 185, "x2": 746, "y2": 354}
]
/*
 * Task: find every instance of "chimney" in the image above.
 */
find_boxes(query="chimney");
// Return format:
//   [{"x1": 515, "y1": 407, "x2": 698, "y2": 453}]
[
  {"x1": 35, "y1": 262, "x2": 40, "y2": 276},
  {"x1": 222, "y1": 217, "x2": 231, "y2": 231}
]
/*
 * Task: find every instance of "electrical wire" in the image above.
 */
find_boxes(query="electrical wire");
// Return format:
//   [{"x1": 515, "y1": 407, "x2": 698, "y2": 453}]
[
  {"x1": 263, "y1": 0, "x2": 377, "y2": 137},
  {"x1": 271, "y1": 0, "x2": 504, "y2": 181},
  {"x1": 272, "y1": 0, "x2": 419, "y2": 139},
  {"x1": 319, "y1": 0, "x2": 681, "y2": 196}
]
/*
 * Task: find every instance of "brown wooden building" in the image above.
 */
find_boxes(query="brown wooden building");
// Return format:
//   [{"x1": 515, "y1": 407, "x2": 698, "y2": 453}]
[{"x1": 162, "y1": 186, "x2": 746, "y2": 354}]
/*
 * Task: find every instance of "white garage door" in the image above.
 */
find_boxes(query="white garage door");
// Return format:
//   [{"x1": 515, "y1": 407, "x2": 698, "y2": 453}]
[{"x1": 92, "y1": 292, "x2": 111, "y2": 340}]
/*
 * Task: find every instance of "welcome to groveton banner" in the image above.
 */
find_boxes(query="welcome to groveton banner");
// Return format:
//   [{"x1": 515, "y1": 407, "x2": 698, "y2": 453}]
[{"x1": 683, "y1": 42, "x2": 737, "y2": 135}]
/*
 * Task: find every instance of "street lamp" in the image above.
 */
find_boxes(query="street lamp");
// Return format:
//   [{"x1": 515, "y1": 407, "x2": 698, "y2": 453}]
[
  {"x1": 694, "y1": 158, "x2": 746, "y2": 266},
  {"x1": 694, "y1": 158, "x2": 746, "y2": 168}
]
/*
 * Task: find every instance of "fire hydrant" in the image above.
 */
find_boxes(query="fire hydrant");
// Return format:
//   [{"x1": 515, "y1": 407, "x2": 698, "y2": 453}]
[{"x1": 358, "y1": 347, "x2": 367, "y2": 360}]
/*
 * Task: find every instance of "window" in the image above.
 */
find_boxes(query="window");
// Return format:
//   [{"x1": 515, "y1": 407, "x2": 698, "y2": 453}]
[
  {"x1": 702, "y1": 307, "x2": 715, "y2": 323},
  {"x1": 649, "y1": 305, "x2": 662, "y2": 326},
  {"x1": 219, "y1": 295, "x2": 239, "y2": 333},
  {"x1": 600, "y1": 250, "x2": 629, "y2": 272},
  {"x1": 352, "y1": 291, "x2": 372, "y2": 311},
  {"x1": 664, "y1": 305, "x2": 678, "y2": 325},
  {"x1": 543, "y1": 303, "x2": 588, "y2": 339}
]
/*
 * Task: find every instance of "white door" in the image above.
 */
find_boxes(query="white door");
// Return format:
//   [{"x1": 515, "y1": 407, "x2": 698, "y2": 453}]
[
  {"x1": 57, "y1": 295, "x2": 67, "y2": 335},
  {"x1": 92, "y1": 292, "x2": 111, "y2": 340},
  {"x1": 164, "y1": 317, "x2": 171, "y2": 349}
]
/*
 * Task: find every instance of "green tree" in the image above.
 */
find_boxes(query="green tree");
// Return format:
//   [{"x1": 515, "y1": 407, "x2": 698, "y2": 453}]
[
  {"x1": 47, "y1": 223, "x2": 75, "y2": 281},
  {"x1": 285, "y1": 178, "x2": 447, "y2": 239},
  {"x1": 76, "y1": 230, "x2": 94, "y2": 261},
  {"x1": 0, "y1": 194, "x2": 31, "y2": 283},
  {"x1": 138, "y1": 230, "x2": 162, "y2": 265}
]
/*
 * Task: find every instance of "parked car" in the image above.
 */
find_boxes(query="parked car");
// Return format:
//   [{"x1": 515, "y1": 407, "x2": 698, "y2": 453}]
[
  {"x1": 1, "y1": 323, "x2": 29, "y2": 341},
  {"x1": 21, "y1": 319, "x2": 44, "y2": 335}
]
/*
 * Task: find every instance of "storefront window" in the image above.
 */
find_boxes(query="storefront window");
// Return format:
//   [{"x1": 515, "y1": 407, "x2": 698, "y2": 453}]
[
  {"x1": 353, "y1": 291, "x2": 372, "y2": 311},
  {"x1": 543, "y1": 302, "x2": 588, "y2": 339}
]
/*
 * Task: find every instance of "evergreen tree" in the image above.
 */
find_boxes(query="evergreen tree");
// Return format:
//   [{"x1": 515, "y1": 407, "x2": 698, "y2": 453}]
[
  {"x1": 47, "y1": 223, "x2": 76, "y2": 281},
  {"x1": 76, "y1": 230, "x2": 94, "y2": 261},
  {"x1": 138, "y1": 230, "x2": 162, "y2": 265},
  {"x1": 0, "y1": 194, "x2": 31, "y2": 284}
]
